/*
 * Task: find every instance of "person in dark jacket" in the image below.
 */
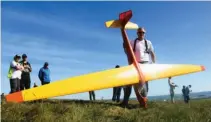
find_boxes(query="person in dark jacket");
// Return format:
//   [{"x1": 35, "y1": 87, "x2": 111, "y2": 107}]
[
  {"x1": 185, "y1": 85, "x2": 192, "y2": 103},
  {"x1": 20, "y1": 54, "x2": 32, "y2": 90},
  {"x1": 182, "y1": 85, "x2": 186, "y2": 103},
  {"x1": 38, "y1": 62, "x2": 51, "y2": 85}
]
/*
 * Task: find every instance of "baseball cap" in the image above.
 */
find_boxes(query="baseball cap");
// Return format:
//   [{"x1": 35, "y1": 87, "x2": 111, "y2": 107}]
[
  {"x1": 14, "y1": 54, "x2": 21, "y2": 59},
  {"x1": 44, "y1": 62, "x2": 49, "y2": 66},
  {"x1": 22, "y1": 54, "x2": 27, "y2": 58}
]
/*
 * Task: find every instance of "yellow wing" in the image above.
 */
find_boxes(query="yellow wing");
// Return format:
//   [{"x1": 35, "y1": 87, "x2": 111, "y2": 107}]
[{"x1": 5, "y1": 64, "x2": 205, "y2": 103}]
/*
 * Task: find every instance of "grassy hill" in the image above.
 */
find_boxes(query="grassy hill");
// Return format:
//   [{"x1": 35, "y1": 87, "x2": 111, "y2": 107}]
[{"x1": 1, "y1": 98, "x2": 211, "y2": 122}]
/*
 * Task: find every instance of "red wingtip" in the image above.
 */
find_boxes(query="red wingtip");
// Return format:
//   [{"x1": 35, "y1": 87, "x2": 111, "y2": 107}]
[
  {"x1": 5, "y1": 91, "x2": 24, "y2": 103},
  {"x1": 201, "y1": 66, "x2": 205, "y2": 71}
]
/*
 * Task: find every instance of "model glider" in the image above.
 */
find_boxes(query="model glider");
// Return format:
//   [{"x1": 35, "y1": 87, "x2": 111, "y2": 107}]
[
  {"x1": 105, "y1": 10, "x2": 147, "y2": 104},
  {"x1": 5, "y1": 10, "x2": 205, "y2": 103}
]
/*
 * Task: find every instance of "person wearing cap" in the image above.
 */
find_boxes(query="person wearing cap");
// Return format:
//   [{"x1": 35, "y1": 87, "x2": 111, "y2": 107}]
[
  {"x1": 112, "y1": 65, "x2": 122, "y2": 103},
  {"x1": 38, "y1": 62, "x2": 51, "y2": 85},
  {"x1": 20, "y1": 54, "x2": 32, "y2": 90},
  {"x1": 121, "y1": 27, "x2": 156, "y2": 108},
  {"x1": 8, "y1": 55, "x2": 24, "y2": 93}
]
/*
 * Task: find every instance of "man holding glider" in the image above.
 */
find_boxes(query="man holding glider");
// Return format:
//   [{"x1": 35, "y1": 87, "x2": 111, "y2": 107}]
[{"x1": 121, "y1": 27, "x2": 156, "y2": 108}]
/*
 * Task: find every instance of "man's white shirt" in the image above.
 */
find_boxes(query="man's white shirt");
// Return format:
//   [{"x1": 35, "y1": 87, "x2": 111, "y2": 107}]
[
  {"x1": 10, "y1": 61, "x2": 22, "y2": 79},
  {"x1": 130, "y1": 39, "x2": 154, "y2": 62}
]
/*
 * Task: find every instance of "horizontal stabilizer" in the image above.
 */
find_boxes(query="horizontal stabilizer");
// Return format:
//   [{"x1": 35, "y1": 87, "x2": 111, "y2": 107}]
[{"x1": 105, "y1": 20, "x2": 139, "y2": 29}]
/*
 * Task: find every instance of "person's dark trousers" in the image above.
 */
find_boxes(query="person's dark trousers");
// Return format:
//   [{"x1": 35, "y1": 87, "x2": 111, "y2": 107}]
[
  {"x1": 41, "y1": 81, "x2": 50, "y2": 85},
  {"x1": 185, "y1": 95, "x2": 190, "y2": 103},
  {"x1": 10, "y1": 78, "x2": 20, "y2": 93},
  {"x1": 112, "y1": 87, "x2": 118, "y2": 101},
  {"x1": 20, "y1": 74, "x2": 31, "y2": 90},
  {"x1": 93, "y1": 91, "x2": 96, "y2": 100},
  {"x1": 120, "y1": 85, "x2": 132, "y2": 106},
  {"x1": 89, "y1": 91, "x2": 95, "y2": 101},
  {"x1": 116, "y1": 87, "x2": 122, "y2": 102},
  {"x1": 183, "y1": 95, "x2": 186, "y2": 103},
  {"x1": 120, "y1": 61, "x2": 149, "y2": 107}
]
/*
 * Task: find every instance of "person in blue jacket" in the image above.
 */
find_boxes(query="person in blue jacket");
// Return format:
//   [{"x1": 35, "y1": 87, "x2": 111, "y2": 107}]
[{"x1": 38, "y1": 62, "x2": 51, "y2": 85}]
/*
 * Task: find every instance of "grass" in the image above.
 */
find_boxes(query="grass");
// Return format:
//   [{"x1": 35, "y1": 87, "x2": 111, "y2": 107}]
[{"x1": 1, "y1": 98, "x2": 211, "y2": 122}]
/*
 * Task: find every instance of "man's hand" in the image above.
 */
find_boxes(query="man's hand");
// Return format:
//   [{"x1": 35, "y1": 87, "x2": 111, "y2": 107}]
[
  {"x1": 18, "y1": 65, "x2": 24, "y2": 71},
  {"x1": 150, "y1": 52, "x2": 156, "y2": 63},
  {"x1": 25, "y1": 65, "x2": 31, "y2": 70},
  {"x1": 152, "y1": 60, "x2": 155, "y2": 64},
  {"x1": 24, "y1": 65, "x2": 30, "y2": 68}
]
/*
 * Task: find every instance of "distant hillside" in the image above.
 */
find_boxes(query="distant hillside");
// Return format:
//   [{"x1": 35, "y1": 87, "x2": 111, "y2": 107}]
[{"x1": 131, "y1": 91, "x2": 211, "y2": 101}]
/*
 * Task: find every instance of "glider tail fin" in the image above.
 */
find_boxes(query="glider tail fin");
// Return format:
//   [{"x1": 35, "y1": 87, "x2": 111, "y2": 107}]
[
  {"x1": 119, "y1": 10, "x2": 132, "y2": 26},
  {"x1": 105, "y1": 10, "x2": 139, "y2": 29}
]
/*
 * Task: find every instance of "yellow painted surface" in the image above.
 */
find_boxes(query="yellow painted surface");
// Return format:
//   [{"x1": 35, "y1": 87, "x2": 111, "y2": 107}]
[
  {"x1": 22, "y1": 65, "x2": 138, "y2": 101},
  {"x1": 21, "y1": 64, "x2": 204, "y2": 102},
  {"x1": 140, "y1": 64, "x2": 204, "y2": 81},
  {"x1": 105, "y1": 20, "x2": 139, "y2": 29}
]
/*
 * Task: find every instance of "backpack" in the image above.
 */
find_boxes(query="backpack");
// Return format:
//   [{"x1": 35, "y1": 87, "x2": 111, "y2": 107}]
[{"x1": 133, "y1": 38, "x2": 150, "y2": 54}]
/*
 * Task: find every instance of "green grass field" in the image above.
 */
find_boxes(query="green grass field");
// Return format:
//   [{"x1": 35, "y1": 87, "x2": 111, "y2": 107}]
[{"x1": 1, "y1": 98, "x2": 211, "y2": 122}]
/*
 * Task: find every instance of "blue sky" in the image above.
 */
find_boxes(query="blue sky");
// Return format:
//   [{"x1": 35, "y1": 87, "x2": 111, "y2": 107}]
[{"x1": 1, "y1": 1, "x2": 211, "y2": 100}]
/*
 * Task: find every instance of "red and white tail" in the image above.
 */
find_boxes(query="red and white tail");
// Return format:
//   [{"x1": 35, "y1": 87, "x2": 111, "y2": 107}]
[{"x1": 105, "y1": 10, "x2": 138, "y2": 29}]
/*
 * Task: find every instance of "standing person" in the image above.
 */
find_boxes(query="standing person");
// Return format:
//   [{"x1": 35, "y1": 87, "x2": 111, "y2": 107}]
[
  {"x1": 20, "y1": 54, "x2": 32, "y2": 90},
  {"x1": 89, "y1": 91, "x2": 95, "y2": 101},
  {"x1": 168, "y1": 77, "x2": 178, "y2": 103},
  {"x1": 182, "y1": 85, "x2": 186, "y2": 103},
  {"x1": 112, "y1": 65, "x2": 122, "y2": 102},
  {"x1": 121, "y1": 27, "x2": 156, "y2": 108},
  {"x1": 38, "y1": 62, "x2": 51, "y2": 85},
  {"x1": 1, "y1": 93, "x2": 5, "y2": 102},
  {"x1": 185, "y1": 85, "x2": 192, "y2": 103},
  {"x1": 7, "y1": 55, "x2": 24, "y2": 93}
]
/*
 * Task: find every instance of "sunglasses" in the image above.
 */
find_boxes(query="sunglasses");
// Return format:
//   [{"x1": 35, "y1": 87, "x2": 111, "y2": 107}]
[{"x1": 138, "y1": 32, "x2": 145, "y2": 34}]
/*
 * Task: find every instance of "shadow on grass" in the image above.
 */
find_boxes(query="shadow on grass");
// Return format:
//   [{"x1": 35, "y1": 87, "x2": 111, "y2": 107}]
[
  {"x1": 23, "y1": 99, "x2": 144, "y2": 109},
  {"x1": 2, "y1": 94, "x2": 158, "y2": 110}
]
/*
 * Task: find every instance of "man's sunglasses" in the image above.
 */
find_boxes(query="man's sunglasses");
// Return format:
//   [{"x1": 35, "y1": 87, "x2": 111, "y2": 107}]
[{"x1": 138, "y1": 32, "x2": 145, "y2": 34}]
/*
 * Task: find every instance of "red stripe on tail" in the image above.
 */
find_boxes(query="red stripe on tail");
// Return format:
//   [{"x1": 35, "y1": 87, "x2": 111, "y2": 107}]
[{"x1": 119, "y1": 10, "x2": 132, "y2": 26}]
